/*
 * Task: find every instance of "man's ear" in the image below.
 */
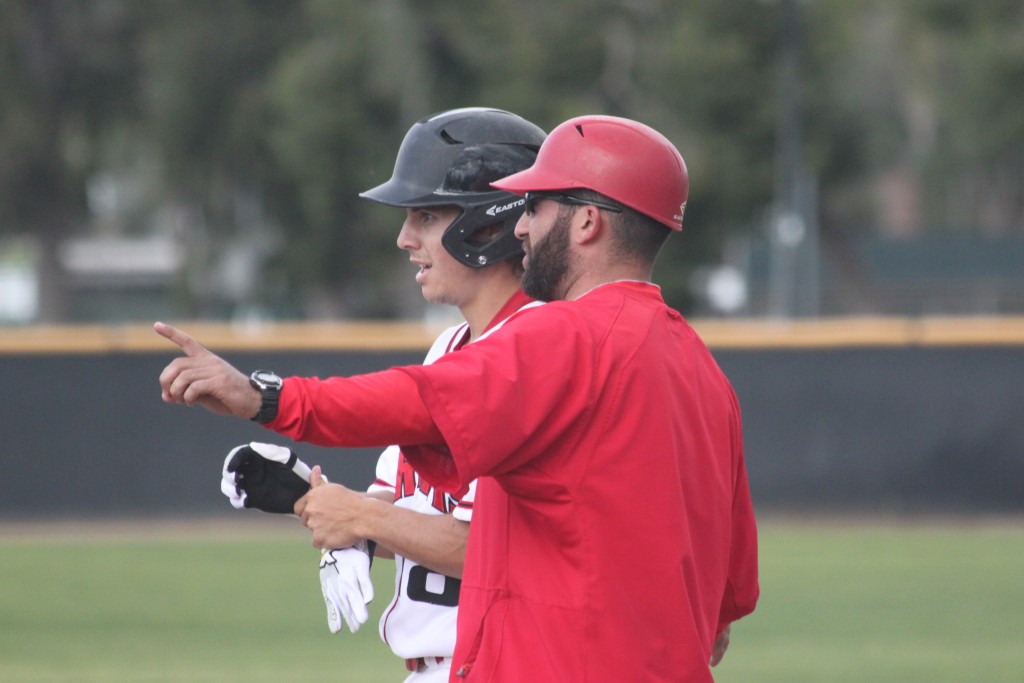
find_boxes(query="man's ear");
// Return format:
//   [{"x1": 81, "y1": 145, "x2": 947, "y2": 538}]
[{"x1": 573, "y1": 205, "x2": 606, "y2": 246}]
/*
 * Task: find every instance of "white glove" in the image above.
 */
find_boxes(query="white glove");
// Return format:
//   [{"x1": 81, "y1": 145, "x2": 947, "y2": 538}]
[
  {"x1": 319, "y1": 542, "x2": 374, "y2": 634},
  {"x1": 221, "y1": 442, "x2": 323, "y2": 513}
]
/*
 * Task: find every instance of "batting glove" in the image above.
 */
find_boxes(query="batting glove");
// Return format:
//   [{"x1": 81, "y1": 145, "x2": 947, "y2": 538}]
[
  {"x1": 221, "y1": 442, "x2": 320, "y2": 514},
  {"x1": 319, "y1": 542, "x2": 375, "y2": 634}
]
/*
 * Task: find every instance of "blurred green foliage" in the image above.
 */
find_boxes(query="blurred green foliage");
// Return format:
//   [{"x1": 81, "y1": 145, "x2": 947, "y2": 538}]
[{"x1": 0, "y1": 1, "x2": 1021, "y2": 318}]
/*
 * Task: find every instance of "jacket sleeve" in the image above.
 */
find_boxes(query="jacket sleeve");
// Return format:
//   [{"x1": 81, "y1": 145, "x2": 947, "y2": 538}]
[{"x1": 266, "y1": 368, "x2": 444, "y2": 448}]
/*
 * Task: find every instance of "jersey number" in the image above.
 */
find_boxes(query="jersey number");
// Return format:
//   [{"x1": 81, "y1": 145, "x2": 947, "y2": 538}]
[{"x1": 407, "y1": 565, "x2": 461, "y2": 607}]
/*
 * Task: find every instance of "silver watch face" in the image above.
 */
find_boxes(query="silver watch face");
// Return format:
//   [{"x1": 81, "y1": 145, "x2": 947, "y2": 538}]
[{"x1": 251, "y1": 370, "x2": 282, "y2": 390}]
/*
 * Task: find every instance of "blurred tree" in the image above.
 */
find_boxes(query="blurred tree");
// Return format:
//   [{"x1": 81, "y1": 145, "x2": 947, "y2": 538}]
[
  {"x1": 261, "y1": 0, "x2": 419, "y2": 317},
  {"x1": 1, "y1": 0, "x2": 1020, "y2": 321},
  {"x1": 901, "y1": 0, "x2": 1024, "y2": 236},
  {"x1": 0, "y1": 0, "x2": 141, "y2": 320},
  {"x1": 641, "y1": 2, "x2": 783, "y2": 309},
  {"x1": 133, "y1": 0, "x2": 307, "y2": 317}
]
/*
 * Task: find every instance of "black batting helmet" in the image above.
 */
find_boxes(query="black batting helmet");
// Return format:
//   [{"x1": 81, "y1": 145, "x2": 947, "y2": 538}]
[{"x1": 360, "y1": 107, "x2": 546, "y2": 268}]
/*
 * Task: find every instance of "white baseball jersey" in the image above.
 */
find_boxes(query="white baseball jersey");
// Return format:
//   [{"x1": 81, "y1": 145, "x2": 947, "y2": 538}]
[
  {"x1": 367, "y1": 322, "x2": 476, "y2": 660},
  {"x1": 366, "y1": 300, "x2": 543, "y2": 660}
]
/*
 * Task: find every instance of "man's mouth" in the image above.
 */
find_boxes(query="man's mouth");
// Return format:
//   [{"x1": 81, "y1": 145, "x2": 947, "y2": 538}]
[{"x1": 412, "y1": 260, "x2": 431, "y2": 282}]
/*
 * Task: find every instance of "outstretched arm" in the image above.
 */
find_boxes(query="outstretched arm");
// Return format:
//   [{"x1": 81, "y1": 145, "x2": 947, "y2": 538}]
[{"x1": 155, "y1": 322, "x2": 444, "y2": 450}]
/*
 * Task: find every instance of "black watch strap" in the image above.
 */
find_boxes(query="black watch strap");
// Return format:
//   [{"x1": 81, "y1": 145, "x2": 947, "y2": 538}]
[{"x1": 249, "y1": 370, "x2": 283, "y2": 424}]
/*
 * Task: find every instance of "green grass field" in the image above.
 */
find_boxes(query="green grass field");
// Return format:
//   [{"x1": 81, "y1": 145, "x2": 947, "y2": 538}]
[{"x1": 1, "y1": 517, "x2": 1022, "y2": 682}]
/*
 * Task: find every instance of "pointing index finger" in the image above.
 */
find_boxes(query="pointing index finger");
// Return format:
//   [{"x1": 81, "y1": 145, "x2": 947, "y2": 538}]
[{"x1": 153, "y1": 321, "x2": 208, "y2": 357}]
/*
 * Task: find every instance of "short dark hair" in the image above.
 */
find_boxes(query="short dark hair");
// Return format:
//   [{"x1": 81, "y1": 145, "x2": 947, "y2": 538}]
[{"x1": 569, "y1": 188, "x2": 671, "y2": 266}]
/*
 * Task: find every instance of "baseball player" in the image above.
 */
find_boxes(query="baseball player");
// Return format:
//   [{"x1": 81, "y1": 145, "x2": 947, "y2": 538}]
[
  {"x1": 218, "y1": 107, "x2": 546, "y2": 683},
  {"x1": 157, "y1": 114, "x2": 759, "y2": 682}
]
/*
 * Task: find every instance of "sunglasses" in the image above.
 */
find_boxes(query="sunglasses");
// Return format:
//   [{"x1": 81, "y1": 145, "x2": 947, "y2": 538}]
[{"x1": 523, "y1": 192, "x2": 623, "y2": 216}]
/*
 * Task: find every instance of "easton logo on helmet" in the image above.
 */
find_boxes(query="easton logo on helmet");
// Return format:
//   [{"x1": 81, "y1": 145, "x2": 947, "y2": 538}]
[
  {"x1": 673, "y1": 202, "x2": 687, "y2": 226},
  {"x1": 486, "y1": 198, "x2": 525, "y2": 217}
]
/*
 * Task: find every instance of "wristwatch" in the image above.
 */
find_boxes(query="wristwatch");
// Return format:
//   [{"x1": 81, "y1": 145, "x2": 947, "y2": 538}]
[{"x1": 249, "y1": 370, "x2": 283, "y2": 424}]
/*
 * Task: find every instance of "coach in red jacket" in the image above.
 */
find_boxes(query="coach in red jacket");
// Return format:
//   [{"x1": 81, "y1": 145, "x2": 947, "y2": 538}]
[{"x1": 157, "y1": 115, "x2": 759, "y2": 683}]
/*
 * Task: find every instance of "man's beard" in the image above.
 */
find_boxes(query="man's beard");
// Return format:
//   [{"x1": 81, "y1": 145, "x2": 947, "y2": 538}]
[{"x1": 522, "y1": 210, "x2": 573, "y2": 302}]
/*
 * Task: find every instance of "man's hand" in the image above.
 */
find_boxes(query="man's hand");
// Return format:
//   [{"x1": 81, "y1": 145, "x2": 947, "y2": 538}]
[
  {"x1": 221, "y1": 442, "x2": 317, "y2": 514},
  {"x1": 295, "y1": 467, "x2": 372, "y2": 549},
  {"x1": 155, "y1": 322, "x2": 261, "y2": 420},
  {"x1": 319, "y1": 543, "x2": 375, "y2": 634},
  {"x1": 710, "y1": 624, "x2": 731, "y2": 667}
]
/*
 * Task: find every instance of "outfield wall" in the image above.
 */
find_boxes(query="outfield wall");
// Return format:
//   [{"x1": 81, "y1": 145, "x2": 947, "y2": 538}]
[{"x1": 2, "y1": 317, "x2": 1022, "y2": 519}]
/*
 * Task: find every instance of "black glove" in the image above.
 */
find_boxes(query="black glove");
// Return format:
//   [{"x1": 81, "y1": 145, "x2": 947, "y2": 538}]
[{"x1": 220, "y1": 442, "x2": 316, "y2": 513}]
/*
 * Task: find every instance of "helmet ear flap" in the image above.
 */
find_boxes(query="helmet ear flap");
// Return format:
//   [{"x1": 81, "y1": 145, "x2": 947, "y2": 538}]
[{"x1": 441, "y1": 193, "x2": 526, "y2": 268}]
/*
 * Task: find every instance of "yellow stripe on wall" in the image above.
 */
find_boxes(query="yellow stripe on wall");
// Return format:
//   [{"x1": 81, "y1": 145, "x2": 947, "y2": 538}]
[
  {"x1": 0, "y1": 321, "x2": 444, "y2": 355},
  {"x1": 689, "y1": 316, "x2": 1024, "y2": 349},
  {"x1": 1, "y1": 316, "x2": 1023, "y2": 355}
]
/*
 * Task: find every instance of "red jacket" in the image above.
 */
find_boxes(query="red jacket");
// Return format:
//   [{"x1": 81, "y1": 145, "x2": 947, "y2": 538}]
[{"x1": 271, "y1": 282, "x2": 758, "y2": 682}]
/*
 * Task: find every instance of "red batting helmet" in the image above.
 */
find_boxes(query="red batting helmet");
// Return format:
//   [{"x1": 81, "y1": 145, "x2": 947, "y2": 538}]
[{"x1": 491, "y1": 115, "x2": 689, "y2": 231}]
